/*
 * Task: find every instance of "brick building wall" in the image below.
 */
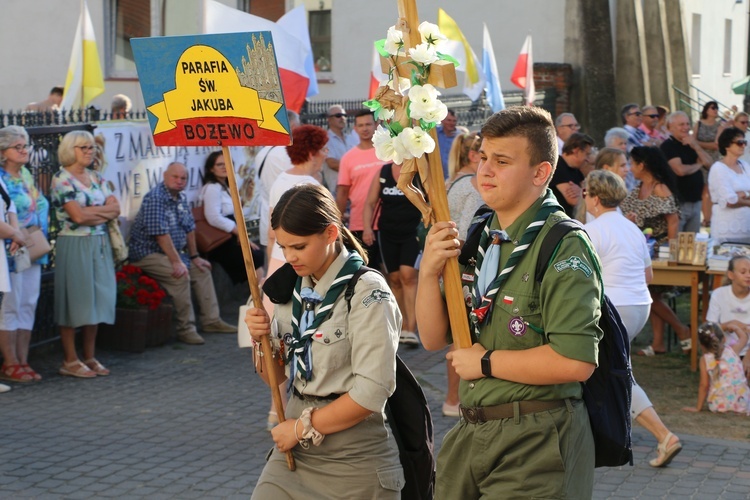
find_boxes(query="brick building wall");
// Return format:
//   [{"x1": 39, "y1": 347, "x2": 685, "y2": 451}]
[{"x1": 534, "y1": 63, "x2": 573, "y2": 119}]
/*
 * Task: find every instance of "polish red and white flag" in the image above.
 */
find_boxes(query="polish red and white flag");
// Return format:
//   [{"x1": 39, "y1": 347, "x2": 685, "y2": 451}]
[{"x1": 510, "y1": 35, "x2": 535, "y2": 106}]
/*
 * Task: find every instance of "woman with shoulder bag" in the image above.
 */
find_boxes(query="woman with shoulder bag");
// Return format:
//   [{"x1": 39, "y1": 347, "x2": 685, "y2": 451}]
[
  {"x1": 0, "y1": 126, "x2": 50, "y2": 382},
  {"x1": 50, "y1": 131, "x2": 120, "y2": 378},
  {"x1": 199, "y1": 151, "x2": 264, "y2": 283},
  {"x1": 245, "y1": 183, "x2": 404, "y2": 499}
]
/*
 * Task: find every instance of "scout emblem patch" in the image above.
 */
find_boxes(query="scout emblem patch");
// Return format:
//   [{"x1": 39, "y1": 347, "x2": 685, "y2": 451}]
[
  {"x1": 553, "y1": 256, "x2": 592, "y2": 277},
  {"x1": 362, "y1": 289, "x2": 390, "y2": 307},
  {"x1": 508, "y1": 317, "x2": 527, "y2": 336}
]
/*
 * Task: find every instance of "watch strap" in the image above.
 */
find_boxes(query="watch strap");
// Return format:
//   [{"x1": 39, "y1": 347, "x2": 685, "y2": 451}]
[{"x1": 481, "y1": 350, "x2": 494, "y2": 378}]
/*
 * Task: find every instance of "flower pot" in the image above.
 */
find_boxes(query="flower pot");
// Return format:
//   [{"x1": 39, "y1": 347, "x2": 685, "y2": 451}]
[
  {"x1": 146, "y1": 303, "x2": 173, "y2": 347},
  {"x1": 97, "y1": 307, "x2": 149, "y2": 353}
]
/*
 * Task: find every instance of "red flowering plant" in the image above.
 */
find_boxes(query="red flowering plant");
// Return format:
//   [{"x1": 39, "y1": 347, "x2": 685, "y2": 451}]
[{"x1": 115, "y1": 265, "x2": 168, "y2": 310}]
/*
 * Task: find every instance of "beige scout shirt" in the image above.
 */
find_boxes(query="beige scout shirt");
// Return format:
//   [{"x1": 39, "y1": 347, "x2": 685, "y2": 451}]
[{"x1": 272, "y1": 249, "x2": 402, "y2": 413}]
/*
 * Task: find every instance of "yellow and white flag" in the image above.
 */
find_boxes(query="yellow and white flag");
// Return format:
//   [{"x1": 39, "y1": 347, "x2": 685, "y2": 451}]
[
  {"x1": 437, "y1": 9, "x2": 485, "y2": 101},
  {"x1": 61, "y1": 0, "x2": 105, "y2": 109}
]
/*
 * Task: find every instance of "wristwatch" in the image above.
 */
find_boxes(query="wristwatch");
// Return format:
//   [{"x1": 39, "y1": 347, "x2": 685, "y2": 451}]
[
  {"x1": 481, "y1": 350, "x2": 494, "y2": 378},
  {"x1": 744, "y1": 191, "x2": 750, "y2": 199}
]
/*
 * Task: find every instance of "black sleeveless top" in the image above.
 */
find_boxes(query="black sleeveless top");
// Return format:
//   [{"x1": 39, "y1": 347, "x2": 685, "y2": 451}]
[{"x1": 377, "y1": 164, "x2": 422, "y2": 239}]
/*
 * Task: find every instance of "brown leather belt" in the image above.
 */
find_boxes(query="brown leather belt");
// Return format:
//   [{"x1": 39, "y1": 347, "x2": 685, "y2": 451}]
[
  {"x1": 292, "y1": 387, "x2": 341, "y2": 401},
  {"x1": 460, "y1": 399, "x2": 568, "y2": 423}
]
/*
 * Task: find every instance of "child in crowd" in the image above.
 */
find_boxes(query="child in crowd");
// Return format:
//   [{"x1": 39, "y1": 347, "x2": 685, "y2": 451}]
[
  {"x1": 706, "y1": 255, "x2": 750, "y2": 377},
  {"x1": 682, "y1": 322, "x2": 750, "y2": 415}
]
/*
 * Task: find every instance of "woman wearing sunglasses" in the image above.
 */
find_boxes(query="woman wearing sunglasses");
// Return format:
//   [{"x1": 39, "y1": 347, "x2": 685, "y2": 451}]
[{"x1": 708, "y1": 127, "x2": 750, "y2": 244}]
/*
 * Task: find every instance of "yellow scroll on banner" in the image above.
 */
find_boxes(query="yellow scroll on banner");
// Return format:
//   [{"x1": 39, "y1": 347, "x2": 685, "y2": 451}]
[{"x1": 147, "y1": 45, "x2": 285, "y2": 136}]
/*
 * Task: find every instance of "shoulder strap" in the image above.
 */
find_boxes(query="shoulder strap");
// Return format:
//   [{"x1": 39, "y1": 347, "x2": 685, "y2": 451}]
[
  {"x1": 458, "y1": 205, "x2": 493, "y2": 266},
  {"x1": 257, "y1": 146, "x2": 275, "y2": 179},
  {"x1": 345, "y1": 266, "x2": 383, "y2": 312},
  {"x1": 534, "y1": 218, "x2": 584, "y2": 284},
  {"x1": 446, "y1": 173, "x2": 472, "y2": 195}
]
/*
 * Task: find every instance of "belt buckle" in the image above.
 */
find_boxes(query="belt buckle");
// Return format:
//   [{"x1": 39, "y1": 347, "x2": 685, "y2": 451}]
[{"x1": 462, "y1": 406, "x2": 485, "y2": 424}]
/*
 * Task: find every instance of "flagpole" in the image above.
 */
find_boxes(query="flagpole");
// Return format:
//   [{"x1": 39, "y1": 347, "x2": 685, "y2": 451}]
[
  {"x1": 222, "y1": 146, "x2": 296, "y2": 471},
  {"x1": 80, "y1": 0, "x2": 85, "y2": 110}
]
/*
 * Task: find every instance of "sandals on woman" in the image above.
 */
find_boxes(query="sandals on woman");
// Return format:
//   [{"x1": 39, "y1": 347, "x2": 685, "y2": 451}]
[
  {"x1": 84, "y1": 358, "x2": 110, "y2": 376},
  {"x1": 59, "y1": 360, "x2": 97, "y2": 379},
  {"x1": 22, "y1": 364, "x2": 42, "y2": 381},
  {"x1": 649, "y1": 431, "x2": 682, "y2": 467},
  {"x1": 0, "y1": 364, "x2": 35, "y2": 383}
]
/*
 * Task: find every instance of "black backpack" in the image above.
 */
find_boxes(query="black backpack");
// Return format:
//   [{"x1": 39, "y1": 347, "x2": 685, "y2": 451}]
[
  {"x1": 346, "y1": 267, "x2": 436, "y2": 499},
  {"x1": 535, "y1": 219, "x2": 634, "y2": 468}
]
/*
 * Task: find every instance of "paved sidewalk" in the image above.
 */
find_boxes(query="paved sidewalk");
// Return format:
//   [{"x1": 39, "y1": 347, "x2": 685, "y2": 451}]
[{"x1": 2, "y1": 328, "x2": 750, "y2": 498}]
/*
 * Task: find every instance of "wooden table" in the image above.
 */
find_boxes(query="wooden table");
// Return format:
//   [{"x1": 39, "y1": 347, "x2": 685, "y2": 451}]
[{"x1": 650, "y1": 260, "x2": 709, "y2": 371}]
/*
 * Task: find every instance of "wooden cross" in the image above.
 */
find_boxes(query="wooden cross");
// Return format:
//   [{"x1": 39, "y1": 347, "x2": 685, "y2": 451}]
[{"x1": 378, "y1": 0, "x2": 472, "y2": 349}]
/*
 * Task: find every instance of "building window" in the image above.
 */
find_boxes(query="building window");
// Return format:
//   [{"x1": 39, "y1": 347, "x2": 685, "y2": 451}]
[
  {"x1": 106, "y1": 0, "x2": 199, "y2": 79},
  {"x1": 691, "y1": 13, "x2": 701, "y2": 76},
  {"x1": 723, "y1": 19, "x2": 732, "y2": 75},
  {"x1": 309, "y1": 10, "x2": 332, "y2": 79}
]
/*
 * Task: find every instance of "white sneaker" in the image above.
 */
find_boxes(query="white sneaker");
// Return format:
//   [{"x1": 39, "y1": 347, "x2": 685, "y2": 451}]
[{"x1": 399, "y1": 331, "x2": 420, "y2": 347}]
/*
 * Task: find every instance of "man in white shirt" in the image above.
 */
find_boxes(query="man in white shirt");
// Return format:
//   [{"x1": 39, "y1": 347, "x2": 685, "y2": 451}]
[
  {"x1": 554, "y1": 113, "x2": 580, "y2": 154},
  {"x1": 323, "y1": 104, "x2": 358, "y2": 196}
]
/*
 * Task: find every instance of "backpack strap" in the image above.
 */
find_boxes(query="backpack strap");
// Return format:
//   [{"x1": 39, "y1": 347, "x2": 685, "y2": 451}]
[
  {"x1": 458, "y1": 205, "x2": 493, "y2": 266},
  {"x1": 534, "y1": 218, "x2": 585, "y2": 284}
]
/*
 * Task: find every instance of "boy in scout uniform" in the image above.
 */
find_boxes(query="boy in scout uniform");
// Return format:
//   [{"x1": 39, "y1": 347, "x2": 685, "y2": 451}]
[{"x1": 417, "y1": 106, "x2": 603, "y2": 499}]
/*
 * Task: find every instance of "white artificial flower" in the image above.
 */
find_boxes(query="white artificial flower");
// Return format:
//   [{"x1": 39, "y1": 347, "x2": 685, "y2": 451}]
[
  {"x1": 373, "y1": 125, "x2": 405, "y2": 163},
  {"x1": 408, "y1": 42, "x2": 438, "y2": 65},
  {"x1": 418, "y1": 99, "x2": 448, "y2": 124},
  {"x1": 418, "y1": 21, "x2": 446, "y2": 47},
  {"x1": 387, "y1": 76, "x2": 411, "y2": 94},
  {"x1": 384, "y1": 26, "x2": 405, "y2": 56},
  {"x1": 378, "y1": 108, "x2": 395, "y2": 121},
  {"x1": 397, "y1": 127, "x2": 436, "y2": 159},
  {"x1": 408, "y1": 84, "x2": 440, "y2": 117},
  {"x1": 409, "y1": 85, "x2": 448, "y2": 123}
]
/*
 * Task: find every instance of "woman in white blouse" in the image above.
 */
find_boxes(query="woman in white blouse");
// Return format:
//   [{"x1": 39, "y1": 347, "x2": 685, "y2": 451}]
[
  {"x1": 708, "y1": 127, "x2": 750, "y2": 243},
  {"x1": 583, "y1": 170, "x2": 682, "y2": 467},
  {"x1": 199, "y1": 151, "x2": 264, "y2": 284}
]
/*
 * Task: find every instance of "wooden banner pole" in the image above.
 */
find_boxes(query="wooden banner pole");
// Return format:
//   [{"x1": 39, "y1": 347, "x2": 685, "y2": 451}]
[
  {"x1": 222, "y1": 145, "x2": 295, "y2": 471},
  {"x1": 394, "y1": 0, "x2": 472, "y2": 349}
]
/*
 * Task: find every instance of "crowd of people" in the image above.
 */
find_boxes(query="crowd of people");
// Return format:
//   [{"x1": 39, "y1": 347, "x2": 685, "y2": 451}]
[{"x1": 3, "y1": 98, "x2": 750, "y2": 497}]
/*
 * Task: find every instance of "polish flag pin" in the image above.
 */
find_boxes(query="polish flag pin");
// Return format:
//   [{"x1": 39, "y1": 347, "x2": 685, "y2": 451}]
[
  {"x1": 503, "y1": 296, "x2": 514, "y2": 304},
  {"x1": 314, "y1": 332, "x2": 323, "y2": 338}
]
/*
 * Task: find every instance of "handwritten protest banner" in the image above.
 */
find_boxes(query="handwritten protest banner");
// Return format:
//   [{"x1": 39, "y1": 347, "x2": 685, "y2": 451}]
[{"x1": 131, "y1": 32, "x2": 291, "y2": 147}]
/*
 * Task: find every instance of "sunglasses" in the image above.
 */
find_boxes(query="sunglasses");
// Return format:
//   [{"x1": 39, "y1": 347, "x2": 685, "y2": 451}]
[
  {"x1": 644, "y1": 114, "x2": 659, "y2": 118},
  {"x1": 560, "y1": 123, "x2": 580, "y2": 129},
  {"x1": 734, "y1": 140, "x2": 748, "y2": 147},
  {"x1": 737, "y1": 120, "x2": 749, "y2": 125},
  {"x1": 328, "y1": 113, "x2": 347, "y2": 118},
  {"x1": 75, "y1": 145, "x2": 96, "y2": 152},
  {"x1": 628, "y1": 111, "x2": 643, "y2": 117}
]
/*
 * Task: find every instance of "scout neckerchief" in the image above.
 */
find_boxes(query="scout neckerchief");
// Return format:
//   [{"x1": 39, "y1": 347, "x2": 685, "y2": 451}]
[
  {"x1": 470, "y1": 191, "x2": 563, "y2": 336},
  {"x1": 288, "y1": 251, "x2": 364, "y2": 387}
]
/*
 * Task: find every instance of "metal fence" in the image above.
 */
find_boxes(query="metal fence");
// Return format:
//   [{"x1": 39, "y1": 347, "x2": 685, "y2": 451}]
[{"x1": 299, "y1": 89, "x2": 557, "y2": 130}]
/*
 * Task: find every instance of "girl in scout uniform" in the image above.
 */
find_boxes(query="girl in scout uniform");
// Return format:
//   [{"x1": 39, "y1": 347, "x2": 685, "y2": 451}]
[{"x1": 245, "y1": 183, "x2": 404, "y2": 499}]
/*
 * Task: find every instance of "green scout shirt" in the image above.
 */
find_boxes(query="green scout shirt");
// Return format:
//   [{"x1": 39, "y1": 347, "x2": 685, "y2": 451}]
[{"x1": 459, "y1": 196, "x2": 603, "y2": 407}]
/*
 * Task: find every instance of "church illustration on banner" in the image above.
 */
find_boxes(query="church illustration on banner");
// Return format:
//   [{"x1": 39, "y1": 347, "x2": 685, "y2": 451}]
[{"x1": 237, "y1": 33, "x2": 283, "y2": 105}]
